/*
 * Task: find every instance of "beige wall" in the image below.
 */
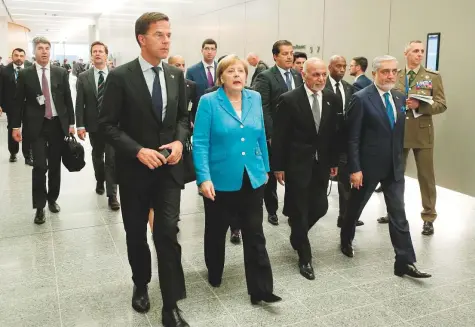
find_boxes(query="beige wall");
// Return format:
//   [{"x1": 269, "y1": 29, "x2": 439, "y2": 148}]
[
  {"x1": 103, "y1": 0, "x2": 475, "y2": 195},
  {"x1": 7, "y1": 22, "x2": 29, "y2": 54}
]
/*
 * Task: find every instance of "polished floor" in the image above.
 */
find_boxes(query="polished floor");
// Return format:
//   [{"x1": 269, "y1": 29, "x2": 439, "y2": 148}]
[{"x1": 1, "y1": 116, "x2": 475, "y2": 327}]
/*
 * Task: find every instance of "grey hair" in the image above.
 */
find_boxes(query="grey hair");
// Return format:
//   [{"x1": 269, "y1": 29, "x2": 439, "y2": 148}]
[
  {"x1": 303, "y1": 57, "x2": 325, "y2": 73},
  {"x1": 404, "y1": 40, "x2": 423, "y2": 52},
  {"x1": 372, "y1": 55, "x2": 398, "y2": 72},
  {"x1": 32, "y1": 36, "x2": 51, "y2": 49}
]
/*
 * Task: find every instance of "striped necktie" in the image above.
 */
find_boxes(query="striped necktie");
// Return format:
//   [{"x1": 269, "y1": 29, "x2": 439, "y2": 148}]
[{"x1": 97, "y1": 71, "x2": 105, "y2": 111}]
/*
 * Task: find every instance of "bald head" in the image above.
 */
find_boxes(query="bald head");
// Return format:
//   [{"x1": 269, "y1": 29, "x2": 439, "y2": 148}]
[
  {"x1": 328, "y1": 55, "x2": 347, "y2": 81},
  {"x1": 168, "y1": 55, "x2": 186, "y2": 72},
  {"x1": 246, "y1": 52, "x2": 259, "y2": 67},
  {"x1": 303, "y1": 57, "x2": 327, "y2": 92}
]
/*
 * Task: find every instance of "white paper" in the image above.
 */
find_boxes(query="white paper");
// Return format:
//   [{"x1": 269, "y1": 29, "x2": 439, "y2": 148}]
[
  {"x1": 36, "y1": 95, "x2": 45, "y2": 105},
  {"x1": 409, "y1": 94, "x2": 434, "y2": 105}
]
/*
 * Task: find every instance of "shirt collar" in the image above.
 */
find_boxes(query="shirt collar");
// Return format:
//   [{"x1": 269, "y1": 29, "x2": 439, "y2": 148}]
[
  {"x1": 94, "y1": 66, "x2": 108, "y2": 75},
  {"x1": 276, "y1": 65, "x2": 290, "y2": 75},
  {"x1": 36, "y1": 62, "x2": 51, "y2": 71},
  {"x1": 406, "y1": 65, "x2": 420, "y2": 75},
  {"x1": 139, "y1": 55, "x2": 163, "y2": 72},
  {"x1": 13, "y1": 63, "x2": 24, "y2": 70},
  {"x1": 328, "y1": 75, "x2": 341, "y2": 87},
  {"x1": 375, "y1": 84, "x2": 392, "y2": 98},
  {"x1": 304, "y1": 83, "x2": 321, "y2": 98},
  {"x1": 202, "y1": 60, "x2": 215, "y2": 69}
]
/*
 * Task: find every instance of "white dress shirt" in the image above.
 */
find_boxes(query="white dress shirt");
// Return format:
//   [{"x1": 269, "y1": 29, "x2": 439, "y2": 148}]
[
  {"x1": 328, "y1": 75, "x2": 345, "y2": 107},
  {"x1": 202, "y1": 60, "x2": 215, "y2": 81},
  {"x1": 138, "y1": 55, "x2": 168, "y2": 120},
  {"x1": 277, "y1": 65, "x2": 296, "y2": 90},
  {"x1": 93, "y1": 66, "x2": 108, "y2": 90},
  {"x1": 36, "y1": 63, "x2": 58, "y2": 117},
  {"x1": 375, "y1": 86, "x2": 397, "y2": 122}
]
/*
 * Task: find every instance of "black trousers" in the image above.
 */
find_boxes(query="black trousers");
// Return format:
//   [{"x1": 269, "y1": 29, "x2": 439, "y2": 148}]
[
  {"x1": 340, "y1": 174, "x2": 416, "y2": 264},
  {"x1": 203, "y1": 172, "x2": 273, "y2": 296},
  {"x1": 287, "y1": 160, "x2": 330, "y2": 264},
  {"x1": 264, "y1": 140, "x2": 278, "y2": 215},
  {"x1": 89, "y1": 132, "x2": 117, "y2": 197},
  {"x1": 6, "y1": 112, "x2": 31, "y2": 158},
  {"x1": 31, "y1": 118, "x2": 63, "y2": 209},
  {"x1": 337, "y1": 155, "x2": 350, "y2": 218},
  {"x1": 119, "y1": 167, "x2": 186, "y2": 307}
]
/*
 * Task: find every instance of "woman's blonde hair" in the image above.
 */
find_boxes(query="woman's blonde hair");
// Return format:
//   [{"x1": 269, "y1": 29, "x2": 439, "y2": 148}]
[{"x1": 216, "y1": 54, "x2": 249, "y2": 86}]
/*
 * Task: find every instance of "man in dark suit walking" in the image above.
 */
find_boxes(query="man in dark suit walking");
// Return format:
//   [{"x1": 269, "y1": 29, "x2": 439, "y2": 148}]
[
  {"x1": 167, "y1": 55, "x2": 197, "y2": 126},
  {"x1": 12, "y1": 37, "x2": 75, "y2": 224},
  {"x1": 340, "y1": 55, "x2": 431, "y2": 279},
  {"x1": 254, "y1": 40, "x2": 303, "y2": 226},
  {"x1": 186, "y1": 38, "x2": 218, "y2": 107},
  {"x1": 0, "y1": 48, "x2": 33, "y2": 165},
  {"x1": 98, "y1": 12, "x2": 190, "y2": 327},
  {"x1": 246, "y1": 53, "x2": 269, "y2": 86},
  {"x1": 325, "y1": 55, "x2": 363, "y2": 228},
  {"x1": 350, "y1": 56, "x2": 372, "y2": 91},
  {"x1": 273, "y1": 58, "x2": 340, "y2": 280},
  {"x1": 76, "y1": 41, "x2": 120, "y2": 211}
]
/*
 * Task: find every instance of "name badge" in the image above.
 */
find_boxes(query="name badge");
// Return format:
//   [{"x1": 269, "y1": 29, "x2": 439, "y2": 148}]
[
  {"x1": 36, "y1": 95, "x2": 45, "y2": 105},
  {"x1": 188, "y1": 102, "x2": 193, "y2": 112}
]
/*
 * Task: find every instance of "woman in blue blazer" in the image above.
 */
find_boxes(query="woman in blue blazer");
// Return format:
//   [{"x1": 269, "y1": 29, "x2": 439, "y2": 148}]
[{"x1": 193, "y1": 55, "x2": 281, "y2": 305}]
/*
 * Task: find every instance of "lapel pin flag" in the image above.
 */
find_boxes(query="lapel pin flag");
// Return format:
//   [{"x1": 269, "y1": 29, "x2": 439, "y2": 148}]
[{"x1": 171, "y1": 75, "x2": 175, "y2": 79}]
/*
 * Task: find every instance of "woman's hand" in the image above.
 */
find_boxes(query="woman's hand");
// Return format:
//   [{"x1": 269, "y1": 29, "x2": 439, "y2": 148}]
[{"x1": 200, "y1": 181, "x2": 216, "y2": 201}]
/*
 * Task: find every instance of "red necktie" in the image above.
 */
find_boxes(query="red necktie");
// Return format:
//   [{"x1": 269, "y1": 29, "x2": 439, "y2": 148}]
[{"x1": 42, "y1": 67, "x2": 53, "y2": 119}]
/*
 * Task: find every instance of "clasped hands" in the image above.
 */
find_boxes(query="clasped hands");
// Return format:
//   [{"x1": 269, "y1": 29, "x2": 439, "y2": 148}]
[
  {"x1": 137, "y1": 141, "x2": 183, "y2": 170},
  {"x1": 406, "y1": 98, "x2": 420, "y2": 110}
]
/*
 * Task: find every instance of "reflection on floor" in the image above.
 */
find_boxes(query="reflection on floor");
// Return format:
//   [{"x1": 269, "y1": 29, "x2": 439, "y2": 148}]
[{"x1": 1, "y1": 116, "x2": 475, "y2": 327}]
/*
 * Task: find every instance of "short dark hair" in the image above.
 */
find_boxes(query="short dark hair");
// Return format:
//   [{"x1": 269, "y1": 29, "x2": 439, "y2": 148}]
[
  {"x1": 272, "y1": 40, "x2": 293, "y2": 56},
  {"x1": 135, "y1": 12, "x2": 169, "y2": 46},
  {"x1": 90, "y1": 41, "x2": 109, "y2": 55},
  {"x1": 217, "y1": 55, "x2": 227, "y2": 63},
  {"x1": 293, "y1": 51, "x2": 307, "y2": 62},
  {"x1": 202, "y1": 38, "x2": 217, "y2": 49},
  {"x1": 12, "y1": 48, "x2": 25, "y2": 56},
  {"x1": 352, "y1": 56, "x2": 368, "y2": 72}
]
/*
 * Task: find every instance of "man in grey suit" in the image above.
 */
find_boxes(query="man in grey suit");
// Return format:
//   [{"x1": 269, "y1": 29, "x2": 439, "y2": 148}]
[
  {"x1": 254, "y1": 40, "x2": 304, "y2": 226},
  {"x1": 246, "y1": 53, "x2": 269, "y2": 86},
  {"x1": 76, "y1": 41, "x2": 120, "y2": 211}
]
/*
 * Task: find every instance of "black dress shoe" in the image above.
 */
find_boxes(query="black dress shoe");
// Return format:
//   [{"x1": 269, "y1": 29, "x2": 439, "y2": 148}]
[
  {"x1": 250, "y1": 293, "x2": 282, "y2": 305},
  {"x1": 356, "y1": 220, "x2": 364, "y2": 226},
  {"x1": 230, "y1": 230, "x2": 241, "y2": 244},
  {"x1": 337, "y1": 216, "x2": 343, "y2": 228},
  {"x1": 268, "y1": 214, "x2": 279, "y2": 226},
  {"x1": 394, "y1": 263, "x2": 432, "y2": 278},
  {"x1": 341, "y1": 244, "x2": 354, "y2": 258},
  {"x1": 25, "y1": 157, "x2": 34, "y2": 166},
  {"x1": 299, "y1": 262, "x2": 315, "y2": 280},
  {"x1": 422, "y1": 221, "x2": 434, "y2": 236},
  {"x1": 132, "y1": 286, "x2": 150, "y2": 313},
  {"x1": 162, "y1": 307, "x2": 189, "y2": 327},
  {"x1": 377, "y1": 215, "x2": 389, "y2": 224},
  {"x1": 108, "y1": 196, "x2": 121, "y2": 211},
  {"x1": 96, "y1": 182, "x2": 105, "y2": 195},
  {"x1": 9, "y1": 154, "x2": 17, "y2": 163},
  {"x1": 48, "y1": 202, "x2": 61, "y2": 213},
  {"x1": 34, "y1": 209, "x2": 46, "y2": 225},
  {"x1": 375, "y1": 185, "x2": 383, "y2": 193},
  {"x1": 208, "y1": 274, "x2": 222, "y2": 288}
]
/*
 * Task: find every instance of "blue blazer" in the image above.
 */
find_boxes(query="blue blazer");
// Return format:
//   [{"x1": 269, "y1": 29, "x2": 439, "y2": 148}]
[
  {"x1": 347, "y1": 85, "x2": 406, "y2": 182},
  {"x1": 193, "y1": 87, "x2": 270, "y2": 191},
  {"x1": 353, "y1": 74, "x2": 372, "y2": 91},
  {"x1": 186, "y1": 61, "x2": 218, "y2": 100}
]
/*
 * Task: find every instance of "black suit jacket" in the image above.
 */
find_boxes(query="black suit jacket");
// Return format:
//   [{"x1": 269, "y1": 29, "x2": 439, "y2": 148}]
[
  {"x1": 353, "y1": 74, "x2": 372, "y2": 91},
  {"x1": 272, "y1": 85, "x2": 341, "y2": 187},
  {"x1": 12, "y1": 64, "x2": 74, "y2": 139},
  {"x1": 0, "y1": 62, "x2": 33, "y2": 114},
  {"x1": 98, "y1": 58, "x2": 190, "y2": 187},
  {"x1": 253, "y1": 65, "x2": 304, "y2": 139},
  {"x1": 75, "y1": 68, "x2": 103, "y2": 132},
  {"x1": 250, "y1": 60, "x2": 269, "y2": 86},
  {"x1": 347, "y1": 85, "x2": 406, "y2": 182},
  {"x1": 185, "y1": 79, "x2": 198, "y2": 123}
]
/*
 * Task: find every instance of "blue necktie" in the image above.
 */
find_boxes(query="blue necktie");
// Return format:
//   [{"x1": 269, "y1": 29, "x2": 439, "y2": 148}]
[
  {"x1": 151, "y1": 67, "x2": 163, "y2": 122},
  {"x1": 284, "y1": 71, "x2": 292, "y2": 91},
  {"x1": 384, "y1": 92, "x2": 395, "y2": 128}
]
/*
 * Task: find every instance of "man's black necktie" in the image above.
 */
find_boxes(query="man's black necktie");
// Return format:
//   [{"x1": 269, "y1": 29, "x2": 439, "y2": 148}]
[
  {"x1": 335, "y1": 81, "x2": 344, "y2": 106},
  {"x1": 151, "y1": 67, "x2": 163, "y2": 122},
  {"x1": 14, "y1": 66, "x2": 21, "y2": 83},
  {"x1": 97, "y1": 71, "x2": 104, "y2": 111}
]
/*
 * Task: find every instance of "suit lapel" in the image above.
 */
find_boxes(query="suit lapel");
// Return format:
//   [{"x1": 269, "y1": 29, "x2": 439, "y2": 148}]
[
  {"x1": 297, "y1": 86, "x2": 317, "y2": 135},
  {"x1": 343, "y1": 82, "x2": 352, "y2": 107},
  {"x1": 200, "y1": 62, "x2": 208, "y2": 86},
  {"x1": 392, "y1": 92, "x2": 405, "y2": 125},
  {"x1": 271, "y1": 66, "x2": 288, "y2": 92},
  {"x1": 241, "y1": 90, "x2": 252, "y2": 123},
  {"x1": 162, "y1": 63, "x2": 175, "y2": 126},
  {"x1": 320, "y1": 89, "x2": 332, "y2": 133},
  {"x1": 128, "y1": 59, "x2": 158, "y2": 124},
  {"x1": 368, "y1": 85, "x2": 391, "y2": 131},
  {"x1": 217, "y1": 87, "x2": 241, "y2": 123},
  {"x1": 31, "y1": 65, "x2": 42, "y2": 95},
  {"x1": 87, "y1": 69, "x2": 97, "y2": 97},
  {"x1": 291, "y1": 69, "x2": 303, "y2": 87}
]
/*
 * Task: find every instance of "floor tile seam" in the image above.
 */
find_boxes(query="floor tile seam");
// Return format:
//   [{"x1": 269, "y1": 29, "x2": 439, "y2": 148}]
[
  {"x1": 50, "y1": 230, "x2": 64, "y2": 327},
  {"x1": 0, "y1": 229, "x2": 53, "y2": 240},
  {"x1": 403, "y1": 300, "x2": 475, "y2": 324}
]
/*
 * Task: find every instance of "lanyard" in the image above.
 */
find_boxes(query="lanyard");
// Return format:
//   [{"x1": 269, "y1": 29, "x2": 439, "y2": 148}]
[{"x1": 404, "y1": 70, "x2": 409, "y2": 96}]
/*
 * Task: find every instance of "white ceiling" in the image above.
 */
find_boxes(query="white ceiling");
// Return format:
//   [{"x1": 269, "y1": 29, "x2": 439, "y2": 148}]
[{"x1": 3, "y1": 0, "x2": 232, "y2": 43}]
